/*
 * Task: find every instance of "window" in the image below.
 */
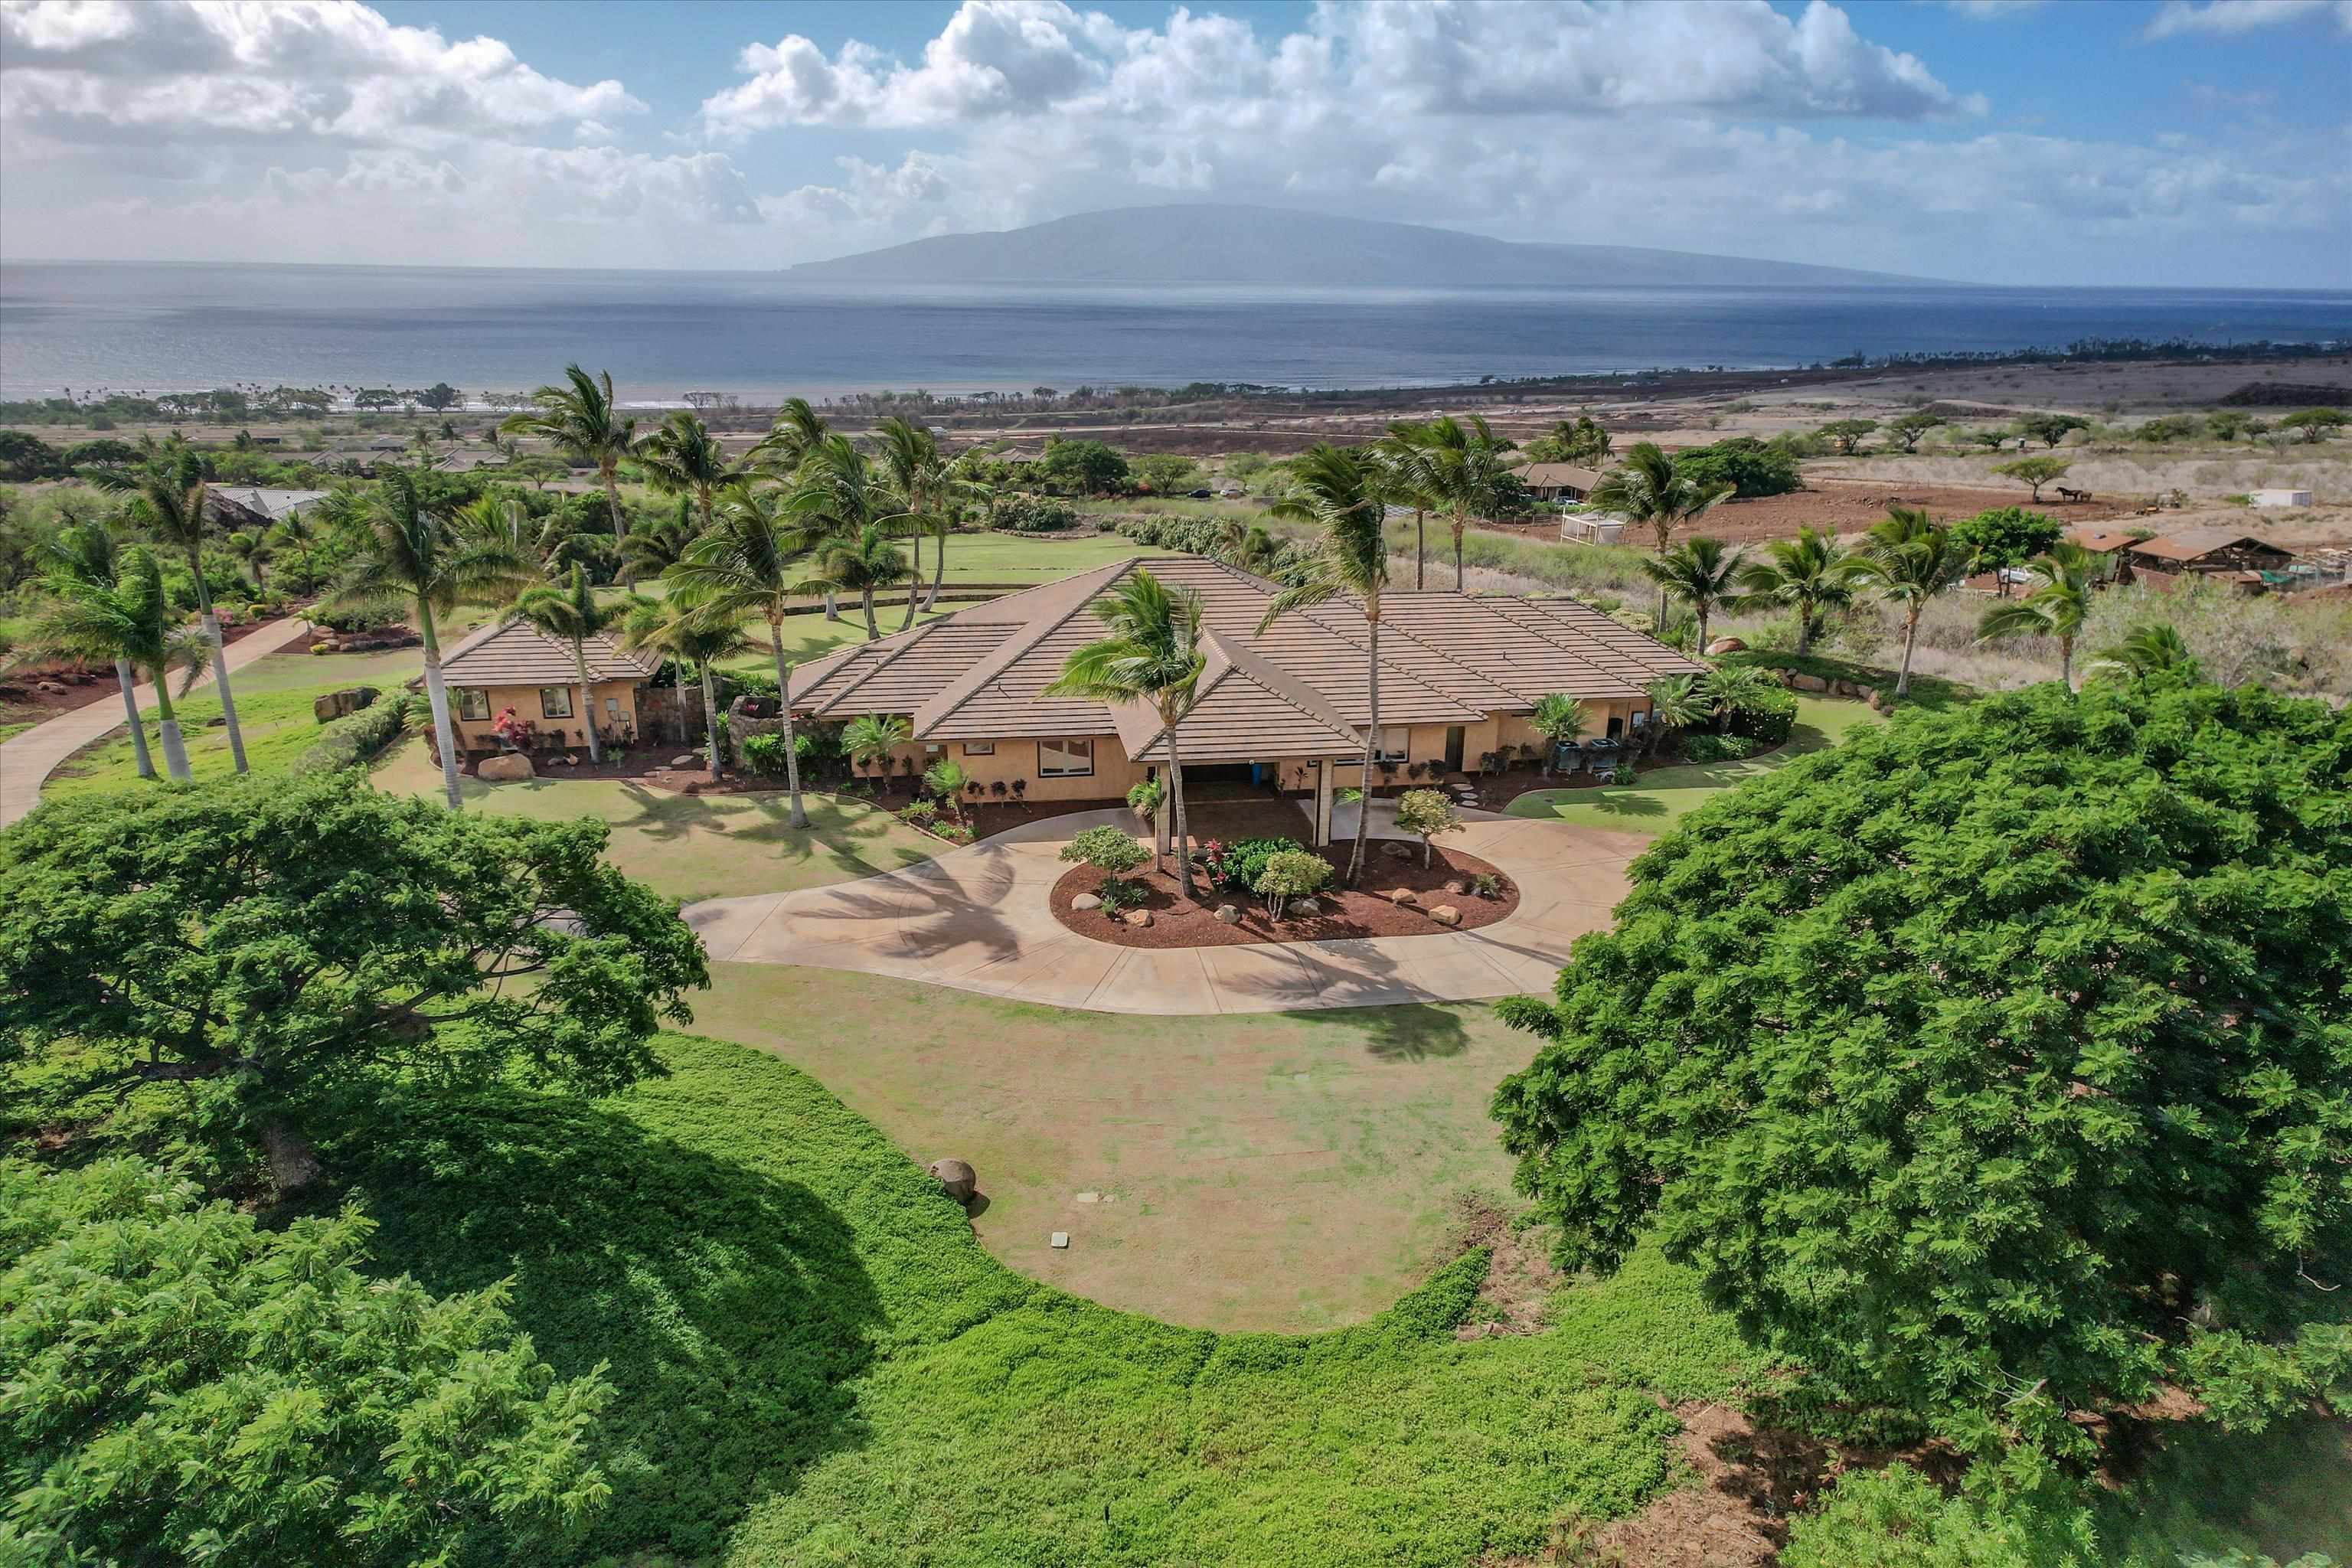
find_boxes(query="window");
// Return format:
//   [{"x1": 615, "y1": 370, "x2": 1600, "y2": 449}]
[
  {"x1": 539, "y1": 687, "x2": 573, "y2": 720},
  {"x1": 1038, "y1": 737, "x2": 1093, "y2": 777},
  {"x1": 605, "y1": 697, "x2": 621, "y2": 722},
  {"x1": 1374, "y1": 728, "x2": 1408, "y2": 763},
  {"x1": 455, "y1": 687, "x2": 490, "y2": 722},
  {"x1": 962, "y1": 741, "x2": 994, "y2": 756}
]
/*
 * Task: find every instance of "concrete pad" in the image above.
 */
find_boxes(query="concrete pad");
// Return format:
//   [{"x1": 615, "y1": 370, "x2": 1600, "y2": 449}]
[
  {"x1": 1198, "y1": 942, "x2": 1332, "y2": 1011},
  {"x1": 1390, "y1": 939, "x2": 1523, "y2": 1000},
  {"x1": 959, "y1": 936, "x2": 1125, "y2": 1006},
  {"x1": 1086, "y1": 946, "x2": 1220, "y2": 1014}
]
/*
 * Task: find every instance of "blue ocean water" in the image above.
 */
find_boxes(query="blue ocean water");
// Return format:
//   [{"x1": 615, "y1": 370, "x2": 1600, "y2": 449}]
[{"x1": 2, "y1": 260, "x2": 2345, "y2": 404}]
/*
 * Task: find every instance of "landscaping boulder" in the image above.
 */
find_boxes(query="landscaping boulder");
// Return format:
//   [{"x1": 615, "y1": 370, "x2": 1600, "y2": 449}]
[
  {"x1": 477, "y1": 753, "x2": 536, "y2": 782},
  {"x1": 1388, "y1": 889, "x2": 1419, "y2": 907},
  {"x1": 1380, "y1": 841, "x2": 1413, "y2": 861},
  {"x1": 35, "y1": 680, "x2": 66, "y2": 695},
  {"x1": 1289, "y1": 898, "x2": 1321, "y2": 917},
  {"x1": 1214, "y1": 903, "x2": 1242, "y2": 925},
  {"x1": 1790, "y1": 673, "x2": 1831, "y2": 693},
  {"x1": 1429, "y1": 904, "x2": 1462, "y2": 926},
  {"x1": 1072, "y1": 893, "x2": 1102, "y2": 912},
  {"x1": 928, "y1": 1158, "x2": 977, "y2": 1202},
  {"x1": 1442, "y1": 877, "x2": 1469, "y2": 896},
  {"x1": 1869, "y1": 688, "x2": 1895, "y2": 714},
  {"x1": 1705, "y1": 636, "x2": 1747, "y2": 656},
  {"x1": 312, "y1": 686, "x2": 380, "y2": 724},
  {"x1": 1122, "y1": 909, "x2": 1153, "y2": 928}
]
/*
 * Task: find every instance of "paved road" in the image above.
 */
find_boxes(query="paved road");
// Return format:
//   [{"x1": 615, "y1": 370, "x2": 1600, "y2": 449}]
[
  {"x1": 0, "y1": 615, "x2": 319, "y2": 829},
  {"x1": 684, "y1": 803, "x2": 1648, "y2": 1017}
]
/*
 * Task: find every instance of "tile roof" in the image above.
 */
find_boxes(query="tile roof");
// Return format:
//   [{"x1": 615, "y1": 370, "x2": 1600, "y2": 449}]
[
  {"x1": 1508, "y1": 462, "x2": 1602, "y2": 491},
  {"x1": 436, "y1": 620, "x2": 656, "y2": 688},
  {"x1": 786, "y1": 554, "x2": 1707, "y2": 755},
  {"x1": 2126, "y1": 529, "x2": 2293, "y2": 564}
]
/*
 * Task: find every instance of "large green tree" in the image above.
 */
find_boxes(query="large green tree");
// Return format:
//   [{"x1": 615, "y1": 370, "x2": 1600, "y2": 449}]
[
  {"x1": 1638, "y1": 536, "x2": 1746, "y2": 652},
  {"x1": 872, "y1": 414, "x2": 979, "y2": 626},
  {"x1": 0, "y1": 773, "x2": 708, "y2": 1187},
  {"x1": 1491, "y1": 681, "x2": 2352, "y2": 1457},
  {"x1": 1978, "y1": 541, "x2": 2096, "y2": 688},
  {"x1": 37, "y1": 520, "x2": 158, "y2": 781},
  {"x1": 1405, "y1": 413, "x2": 1517, "y2": 590},
  {"x1": 0, "y1": 1156, "x2": 614, "y2": 1567},
  {"x1": 1736, "y1": 524, "x2": 1854, "y2": 655}
]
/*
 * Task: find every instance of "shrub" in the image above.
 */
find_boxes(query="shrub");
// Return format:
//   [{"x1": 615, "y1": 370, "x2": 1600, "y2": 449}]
[
  {"x1": 1210, "y1": 835, "x2": 1304, "y2": 893},
  {"x1": 292, "y1": 693, "x2": 410, "y2": 775},
  {"x1": 1114, "y1": 514, "x2": 1227, "y2": 554},
  {"x1": 1677, "y1": 733, "x2": 1757, "y2": 764},
  {"x1": 1609, "y1": 764, "x2": 1636, "y2": 786},
  {"x1": 1393, "y1": 787, "x2": 1464, "y2": 867},
  {"x1": 1718, "y1": 684, "x2": 1798, "y2": 745},
  {"x1": 988, "y1": 495, "x2": 1080, "y2": 533},
  {"x1": 740, "y1": 731, "x2": 792, "y2": 776},
  {"x1": 1471, "y1": 872, "x2": 1503, "y2": 898},
  {"x1": 1060, "y1": 825, "x2": 1150, "y2": 878},
  {"x1": 1671, "y1": 436, "x2": 1801, "y2": 498},
  {"x1": 1253, "y1": 849, "x2": 1332, "y2": 920},
  {"x1": 898, "y1": 799, "x2": 938, "y2": 826}
]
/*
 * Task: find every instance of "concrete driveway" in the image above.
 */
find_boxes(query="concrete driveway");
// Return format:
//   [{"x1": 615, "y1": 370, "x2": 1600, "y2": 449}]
[{"x1": 685, "y1": 805, "x2": 1651, "y2": 1016}]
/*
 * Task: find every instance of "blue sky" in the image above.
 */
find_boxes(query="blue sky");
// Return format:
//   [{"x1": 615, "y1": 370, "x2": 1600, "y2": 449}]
[{"x1": 4, "y1": 0, "x2": 2348, "y2": 285}]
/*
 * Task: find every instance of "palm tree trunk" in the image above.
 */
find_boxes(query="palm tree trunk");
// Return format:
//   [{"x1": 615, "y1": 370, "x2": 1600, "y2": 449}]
[
  {"x1": 1415, "y1": 508, "x2": 1426, "y2": 590},
  {"x1": 1897, "y1": 607, "x2": 1920, "y2": 697},
  {"x1": 823, "y1": 589, "x2": 840, "y2": 622},
  {"x1": 1452, "y1": 518, "x2": 1465, "y2": 590},
  {"x1": 2060, "y1": 635, "x2": 2074, "y2": 691},
  {"x1": 699, "y1": 662, "x2": 724, "y2": 783},
  {"x1": 573, "y1": 642, "x2": 603, "y2": 763},
  {"x1": 1166, "y1": 720, "x2": 1194, "y2": 903},
  {"x1": 923, "y1": 520, "x2": 947, "y2": 612},
  {"x1": 1349, "y1": 612, "x2": 1380, "y2": 888},
  {"x1": 769, "y1": 609, "x2": 809, "y2": 829},
  {"x1": 674, "y1": 659, "x2": 691, "y2": 745},
  {"x1": 861, "y1": 586, "x2": 879, "y2": 641},
  {"x1": 417, "y1": 608, "x2": 466, "y2": 811},
  {"x1": 603, "y1": 463, "x2": 632, "y2": 588},
  {"x1": 116, "y1": 658, "x2": 156, "y2": 780},
  {"x1": 1696, "y1": 608, "x2": 1710, "y2": 655},
  {"x1": 187, "y1": 565, "x2": 249, "y2": 775},
  {"x1": 150, "y1": 670, "x2": 191, "y2": 781}
]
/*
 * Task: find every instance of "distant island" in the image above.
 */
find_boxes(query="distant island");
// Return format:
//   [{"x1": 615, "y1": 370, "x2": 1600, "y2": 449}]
[{"x1": 786, "y1": 203, "x2": 1923, "y2": 289}]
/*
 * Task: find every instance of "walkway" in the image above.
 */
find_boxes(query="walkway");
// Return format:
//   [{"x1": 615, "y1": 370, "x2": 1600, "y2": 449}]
[
  {"x1": 0, "y1": 615, "x2": 318, "y2": 828},
  {"x1": 684, "y1": 804, "x2": 1651, "y2": 1016}
]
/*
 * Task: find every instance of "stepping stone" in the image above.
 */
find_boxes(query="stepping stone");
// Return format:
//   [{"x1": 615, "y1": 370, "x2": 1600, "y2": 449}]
[
  {"x1": 1076, "y1": 1191, "x2": 1100, "y2": 1204},
  {"x1": 1050, "y1": 1231, "x2": 1070, "y2": 1249}
]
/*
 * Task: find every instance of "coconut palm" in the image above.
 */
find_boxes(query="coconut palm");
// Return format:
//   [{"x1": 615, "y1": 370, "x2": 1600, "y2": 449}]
[
  {"x1": 1529, "y1": 692, "x2": 1590, "y2": 776},
  {"x1": 1044, "y1": 569, "x2": 1210, "y2": 900},
  {"x1": 872, "y1": 415, "x2": 980, "y2": 626},
  {"x1": 87, "y1": 448, "x2": 250, "y2": 773},
  {"x1": 1978, "y1": 541, "x2": 2096, "y2": 689},
  {"x1": 266, "y1": 502, "x2": 323, "y2": 595},
  {"x1": 28, "y1": 546, "x2": 191, "y2": 779},
  {"x1": 782, "y1": 436, "x2": 906, "y2": 637},
  {"x1": 622, "y1": 495, "x2": 702, "y2": 583},
  {"x1": 1410, "y1": 414, "x2": 1516, "y2": 590},
  {"x1": 1638, "y1": 537, "x2": 1747, "y2": 653},
  {"x1": 619, "y1": 596, "x2": 750, "y2": 780},
  {"x1": 39, "y1": 521, "x2": 156, "y2": 780},
  {"x1": 499, "y1": 365, "x2": 635, "y2": 582},
  {"x1": 1640, "y1": 674, "x2": 1710, "y2": 761},
  {"x1": 223, "y1": 529, "x2": 270, "y2": 593},
  {"x1": 632, "y1": 409, "x2": 739, "y2": 537},
  {"x1": 1377, "y1": 420, "x2": 1441, "y2": 590},
  {"x1": 505, "y1": 565, "x2": 628, "y2": 763},
  {"x1": 746, "y1": 396, "x2": 831, "y2": 479},
  {"x1": 1844, "y1": 506, "x2": 1965, "y2": 697},
  {"x1": 1736, "y1": 527, "x2": 1854, "y2": 657},
  {"x1": 1589, "y1": 442, "x2": 1733, "y2": 626},
  {"x1": 1261, "y1": 444, "x2": 1391, "y2": 888},
  {"x1": 842, "y1": 714, "x2": 913, "y2": 786},
  {"x1": 666, "y1": 485, "x2": 814, "y2": 828},
  {"x1": 326, "y1": 466, "x2": 534, "y2": 809},
  {"x1": 795, "y1": 524, "x2": 916, "y2": 642},
  {"x1": 2090, "y1": 621, "x2": 2201, "y2": 684}
]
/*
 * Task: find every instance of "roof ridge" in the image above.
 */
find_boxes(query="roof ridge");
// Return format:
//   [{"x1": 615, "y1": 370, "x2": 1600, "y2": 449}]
[
  {"x1": 812, "y1": 620, "x2": 937, "y2": 715},
  {"x1": 1201, "y1": 625, "x2": 1364, "y2": 745},
  {"x1": 910, "y1": 557, "x2": 1139, "y2": 738}
]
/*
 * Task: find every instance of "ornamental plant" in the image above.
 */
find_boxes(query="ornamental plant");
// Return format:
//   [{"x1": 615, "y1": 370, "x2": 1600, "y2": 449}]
[
  {"x1": 1253, "y1": 849, "x2": 1332, "y2": 920},
  {"x1": 1060, "y1": 825, "x2": 1151, "y2": 907},
  {"x1": 1393, "y1": 787, "x2": 1464, "y2": 868}
]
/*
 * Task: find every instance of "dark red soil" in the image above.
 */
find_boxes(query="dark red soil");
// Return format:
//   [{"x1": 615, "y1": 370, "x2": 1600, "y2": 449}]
[
  {"x1": 1050, "y1": 840, "x2": 1518, "y2": 949},
  {"x1": 0, "y1": 612, "x2": 298, "y2": 727}
]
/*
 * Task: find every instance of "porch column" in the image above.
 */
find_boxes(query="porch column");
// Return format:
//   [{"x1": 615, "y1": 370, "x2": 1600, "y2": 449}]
[
  {"x1": 1154, "y1": 792, "x2": 1171, "y2": 858},
  {"x1": 1314, "y1": 759, "x2": 1335, "y2": 848}
]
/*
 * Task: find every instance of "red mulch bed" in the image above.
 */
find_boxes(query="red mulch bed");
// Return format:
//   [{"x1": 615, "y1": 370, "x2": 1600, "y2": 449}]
[
  {"x1": 0, "y1": 613, "x2": 299, "y2": 724},
  {"x1": 1051, "y1": 841, "x2": 1519, "y2": 949}
]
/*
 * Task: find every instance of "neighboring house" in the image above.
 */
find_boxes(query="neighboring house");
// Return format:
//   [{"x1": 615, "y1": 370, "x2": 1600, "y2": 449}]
[
  {"x1": 2125, "y1": 529, "x2": 2295, "y2": 593},
  {"x1": 2250, "y1": 488, "x2": 2313, "y2": 508},
  {"x1": 788, "y1": 554, "x2": 1705, "y2": 847},
  {"x1": 206, "y1": 486, "x2": 332, "y2": 530},
  {"x1": 2064, "y1": 528, "x2": 2140, "y2": 585},
  {"x1": 416, "y1": 620, "x2": 655, "y2": 754},
  {"x1": 430, "y1": 447, "x2": 507, "y2": 473},
  {"x1": 1508, "y1": 462, "x2": 1602, "y2": 502}
]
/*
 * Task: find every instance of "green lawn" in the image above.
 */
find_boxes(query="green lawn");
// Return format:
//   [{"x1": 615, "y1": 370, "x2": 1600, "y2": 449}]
[
  {"x1": 1504, "y1": 697, "x2": 1881, "y2": 831},
  {"x1": 931, "y1": 531, "x2": 1176, "y2": 583}
]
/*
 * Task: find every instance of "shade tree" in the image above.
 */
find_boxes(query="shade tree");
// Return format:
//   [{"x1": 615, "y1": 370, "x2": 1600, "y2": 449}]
[{"x1": 1993, "y1": 456, "x2": 2071, "y2": 502}]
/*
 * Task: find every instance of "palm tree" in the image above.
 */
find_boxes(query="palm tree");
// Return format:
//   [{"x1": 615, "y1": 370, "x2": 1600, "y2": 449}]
[
  {"x1": 1044, "y1": 569, "x2": 1209, "y2": 900},
  {"x1": 1528, "y1": 692, "x2": 1589, "y2": 775},
  {"x1": 506, "y1": 565, "x2": 628, "y2": 763},
  {"x1": 1413, "y1": 414, "x2": 1517, "y2": 590},
  {"x1": 1640, "y1": 674, "x2": 1710, "y2": 761},
  {"x1": 500, "y1": 365, "x2": 635, "y2": 583},
  {"x1": 1978, "y1": 541, "x2": 2096, "y2": 689},
  {"x1": 223, "y1": 529, "x2": 270, "y2": 593},
  {"x1": 619, "y1": 597, "x2": 750, "y2": 781},
  {"x1": 842, "y1": 714, "x2": 913, "y2": 786},
  {"x1": 622, "y1": 496, "x2": 701, "y2": 583},
  {"x1": 38, "y1": 521, "x2": 157, "y2": 780},
  {"x1": 1737, "y1": 527, "x2": 1854, "y2": 656},
  {"x1": 1589, "y1": 442, "x2": 1733, "y2": 627},
  {"x1": 28, "y1": 546, "x2": 191, "y2": 779},
  {"x1": 1638, "y1": 537, "x2": 1747, "y2": 653},
  {"x1": 267, "y1": 502, "x2": 323, "y2": 596},
  {"x1": 796, "y1": 523, "x2": 916, "y2": 642},
  {"x1": 87, "y1": 448, "x2": 250, "y2": 773},
  {"x1": 872, "y1": 415, "x2": 979, "y2": 627},
  {"x1": 666, "y1": 486, "x2": 814, "y2": 828},
  {"x1": 1261, "y1": 445, "x2": 1390, "y2": 888},
  {"x1": 326, "y1": 467, "x2": 533, "y2": 809},
  {"x1": 782, "y1": 436, "x2": 905, "y2": 637},
  {"x1": 2091, "y1": 621, "x2": 2200, "y2": 684},
  {"x1": 1377, "y1": 420, "x2": 1440, "y2": 590},
  {"x1": 1844, "y1": 506, "x2": 1965, "y2": 697},
  {"x1": 746, "y1": 398, "x2": 836, "y2": 613},
  {"x1": 632, "y1": 409, "x2": 738, "y2": 538}
]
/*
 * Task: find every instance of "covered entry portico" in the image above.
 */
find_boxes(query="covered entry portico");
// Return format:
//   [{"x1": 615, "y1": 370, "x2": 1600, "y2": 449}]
[{"x1": 1140, "y1": 753, "x2": 1356, "y2": 853}]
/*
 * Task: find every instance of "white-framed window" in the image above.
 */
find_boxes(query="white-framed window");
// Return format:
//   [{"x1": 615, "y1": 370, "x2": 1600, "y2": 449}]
[
  {"x1": 1374, "y1": 727, "x2": 1409, "y2": 763},
  {"x1": 605, "y1": 696, "x2": 621, "y2": 722},
  {"x1": 1038, "y1": 737, "x2": 1094, "y2": 777},
  {"x1": 539, "y1": 687, "x2": 573, "y2": 720},
  {"x1": 455, "y1": 687, "x2": 490, "y2": 721},
  {"x1": 962, "y1": 741, "x2": 995, "y2": 756}
]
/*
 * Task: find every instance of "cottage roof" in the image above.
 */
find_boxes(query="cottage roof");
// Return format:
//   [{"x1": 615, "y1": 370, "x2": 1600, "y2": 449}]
[
  {"x1": 2128, "y1": 529, "x2": 2292, "y2": 564},
  {"x1": 435, "y1": 619, "x2": 655, "y2": 688},
  {"x1": 2064, "y1": 528, "x2": 2138, "y2": 554},
  {"x1": 1508, "y1": 462, "x2": 1603, "y2": 491}
]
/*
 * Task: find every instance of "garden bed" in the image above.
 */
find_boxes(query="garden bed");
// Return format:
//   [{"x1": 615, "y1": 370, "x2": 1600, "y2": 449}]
[{"x1": 1050, "y1": 840, "x2": 1519, "y2": 949}]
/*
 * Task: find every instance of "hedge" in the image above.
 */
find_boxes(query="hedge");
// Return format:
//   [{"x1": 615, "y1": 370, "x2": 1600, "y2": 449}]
[{"x1": 291, "y1": 693, "x2": 411, "y2": 776}]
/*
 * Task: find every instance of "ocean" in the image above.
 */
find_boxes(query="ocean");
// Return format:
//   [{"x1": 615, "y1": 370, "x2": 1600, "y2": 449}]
[{"x1": 2, "y1": 260, "x2": 2345, "y2": 406}]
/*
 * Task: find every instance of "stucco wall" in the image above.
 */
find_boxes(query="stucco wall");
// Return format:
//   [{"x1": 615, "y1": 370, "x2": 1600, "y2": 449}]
[
  {"x1": 450, "y1": 680, "x2": 642, "y2": 751},
  {"x1": 856, "y1": 733, "x2": 1152, "y2": 803}
]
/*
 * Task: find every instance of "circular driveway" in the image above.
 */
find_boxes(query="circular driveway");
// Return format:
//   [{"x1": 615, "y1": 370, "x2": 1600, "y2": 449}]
[{"x1": 683, "y1": 805, "x2": 1651, "y2": 1016}]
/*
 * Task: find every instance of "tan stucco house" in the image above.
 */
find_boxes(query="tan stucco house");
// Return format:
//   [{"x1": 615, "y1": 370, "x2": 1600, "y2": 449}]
[
  {"x1": 787, "y1": 554, "x2": 1705, "y2": 847},
  {"x1": 424, "y1": 620, "x2": 655, "y2": 755}
]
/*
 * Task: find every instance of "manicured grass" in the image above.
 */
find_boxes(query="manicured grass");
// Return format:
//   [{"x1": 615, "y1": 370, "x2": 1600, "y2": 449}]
[
  {"x1": 691, "y1": 965, "x2": 1536, "y2": 1331},
  {"x1": 320, "y1": 1029, "x2": 1757, "y2": 1566},
  {"x1": 1504, "y1": 697, "x2": 1882, "y2": 831},
  {"x1": 929, "y1": 531, "x2": 1178, "y2": 582},
  {"x1": 370, "y1": 734, "x2": 939, "y2": 905},
  {"x1": 1723, "y1": 649, "x2": 1978, "y2": 714}
]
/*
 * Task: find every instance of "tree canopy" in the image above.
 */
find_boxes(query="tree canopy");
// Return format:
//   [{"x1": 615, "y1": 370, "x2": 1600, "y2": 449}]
[{"x1": 1491, "y1": 679, "x2": 2352, "y2": 1456}]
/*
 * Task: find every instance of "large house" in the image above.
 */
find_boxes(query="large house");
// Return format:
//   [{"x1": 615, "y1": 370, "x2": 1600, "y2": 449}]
[
  {"x1": 1508, "y1": 462, "x2": 1603, "y2": 502},
  {"x1": 2124, "y1": 528, "x2": 2295, "y2": 593},
  {"x1": 787, "y1": 554, "x2": 1705, "y2": 847},
  {"x1": 423, "y1": 620, "x2": 655, "y2": 754}
]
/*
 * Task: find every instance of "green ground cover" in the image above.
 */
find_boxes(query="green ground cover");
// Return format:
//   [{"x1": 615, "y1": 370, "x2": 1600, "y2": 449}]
[
  {"x1": 929, "y1": 531, "x2": 1177, "y2": 582},
  {"x1": 1504, "y1": 695, "x2": 1880, "y2": 831}
]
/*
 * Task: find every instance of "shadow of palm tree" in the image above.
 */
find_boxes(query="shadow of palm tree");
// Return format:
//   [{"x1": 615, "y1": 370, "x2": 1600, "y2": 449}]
[
  {"x1": 300, "y1": 1086, "x2": 884, "y2": 1563},
  {"x1": 1316, "y1": 1003, "x2": 1473, "y2": 1063},
  {"x1": 1586, "y1": 791, "x2": 1670, "y2": 819}
]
